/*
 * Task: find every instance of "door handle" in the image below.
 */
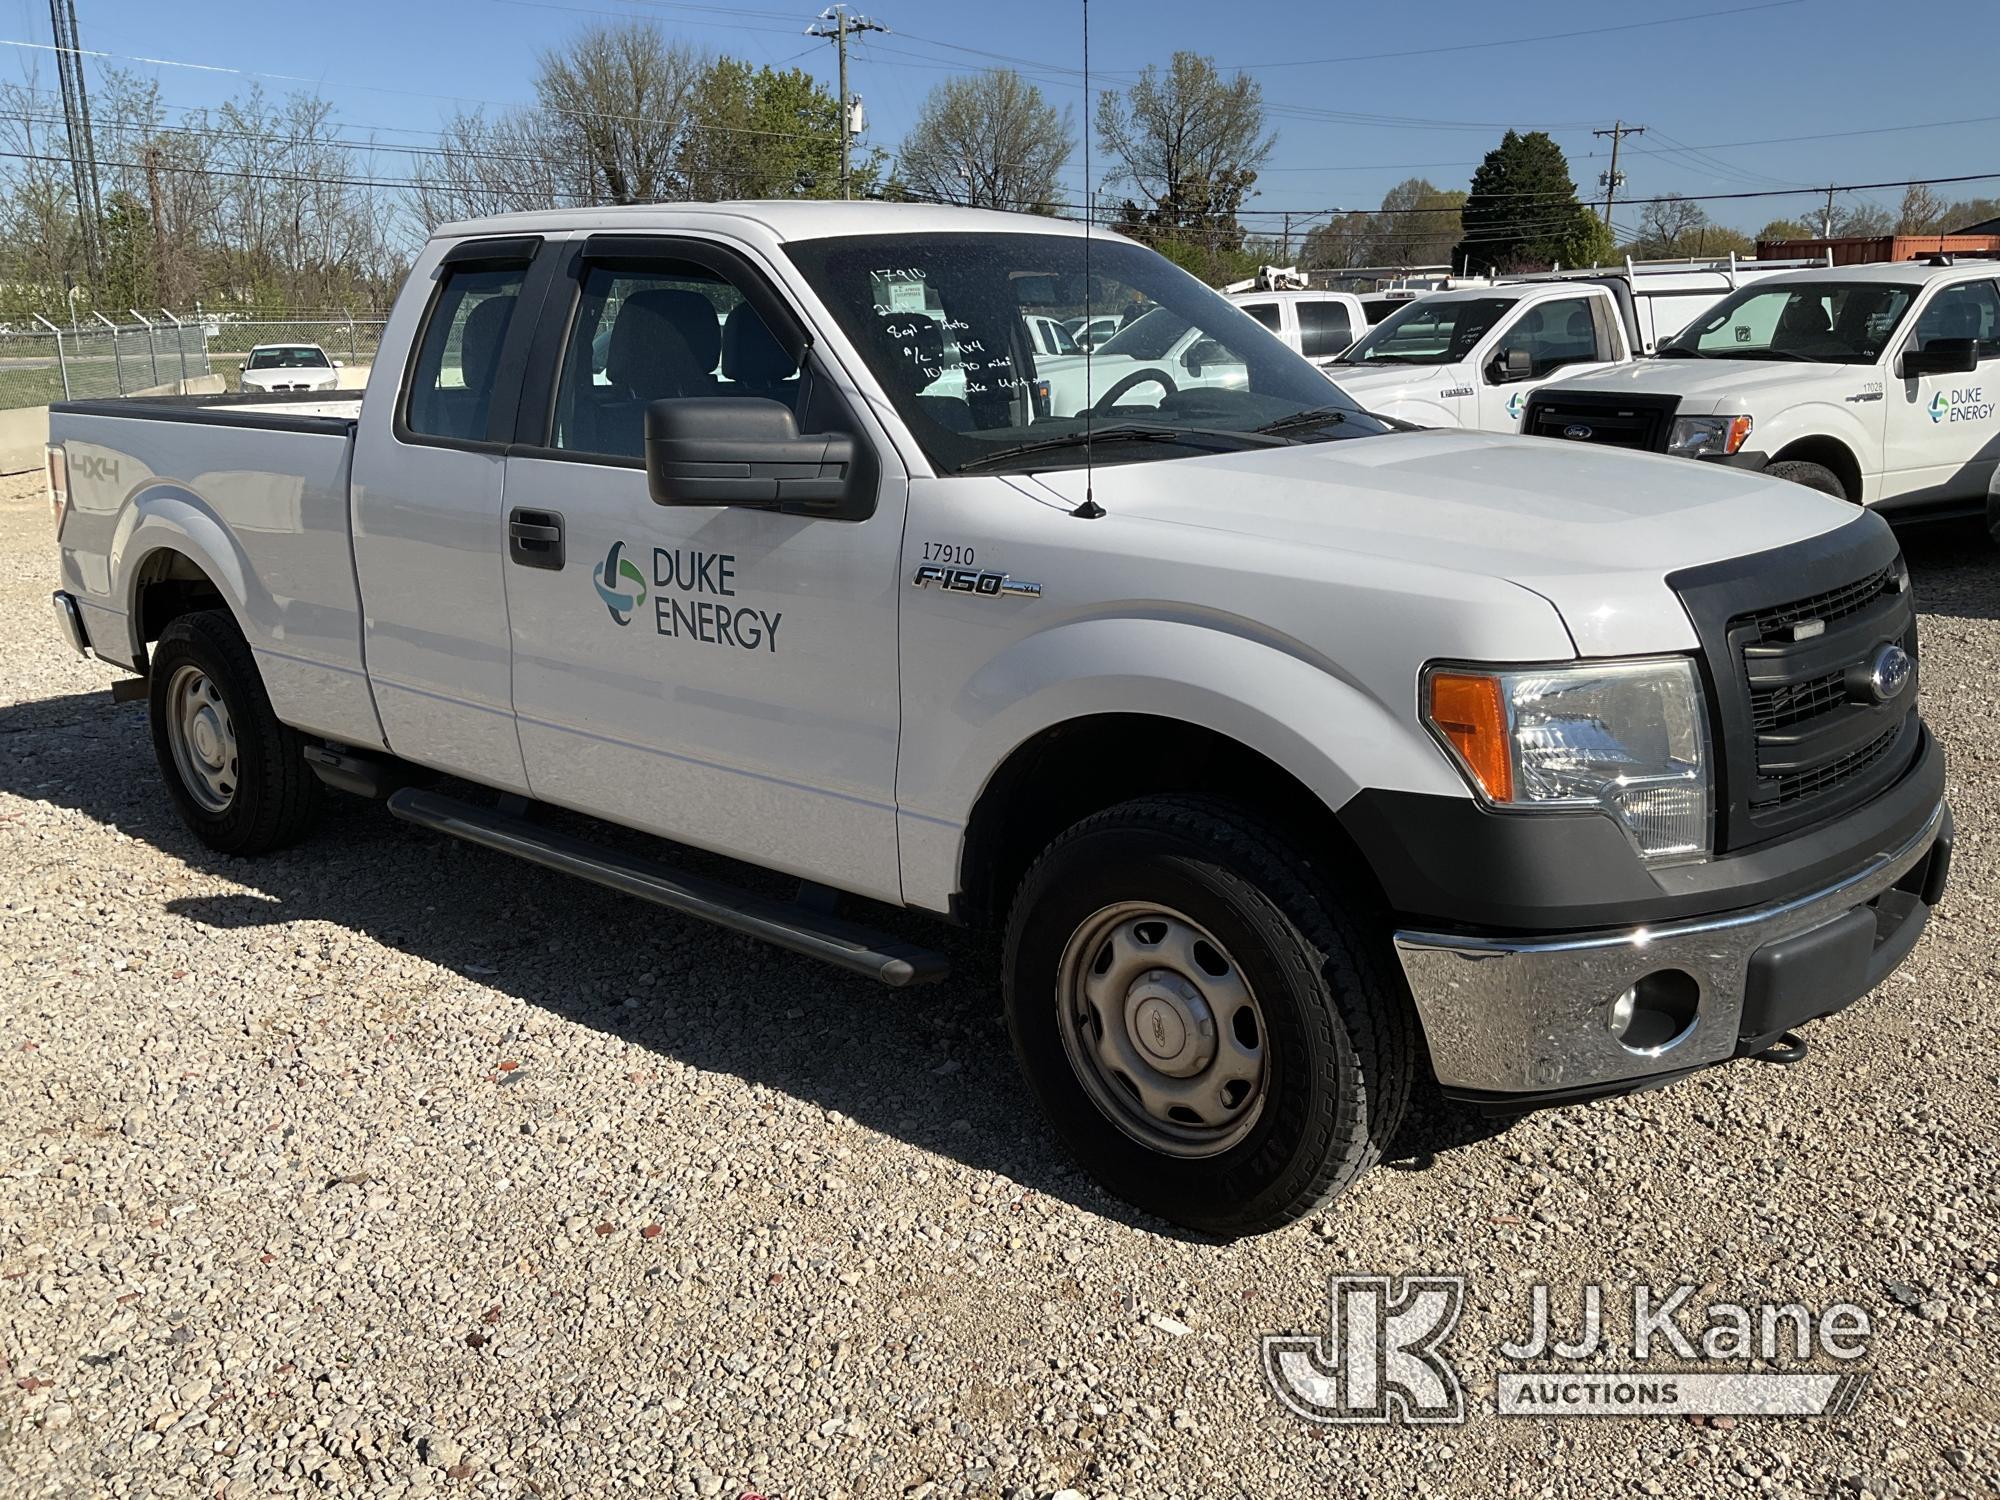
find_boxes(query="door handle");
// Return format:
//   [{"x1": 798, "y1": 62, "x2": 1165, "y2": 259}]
[{"x1": 508, "y1": 508, "x2": 565, "y2": 570}]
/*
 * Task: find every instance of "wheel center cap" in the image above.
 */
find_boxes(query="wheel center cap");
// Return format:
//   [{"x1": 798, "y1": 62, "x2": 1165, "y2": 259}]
[
  {"x1": 190, "y1": 709, "x2": 223, "y2": 765},
  {"x1": 1124, "y1": 969, "x2": 1216, "y2": 1078}
]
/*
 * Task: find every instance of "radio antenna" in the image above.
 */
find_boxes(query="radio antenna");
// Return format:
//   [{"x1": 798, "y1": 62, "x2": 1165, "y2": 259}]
[{"x1": 1073, "y1": 0, "x2": 1104, "y2": 519}]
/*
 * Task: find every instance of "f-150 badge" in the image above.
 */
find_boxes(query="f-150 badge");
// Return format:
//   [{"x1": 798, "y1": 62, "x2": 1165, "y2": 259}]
[{"x1": 911, "y1": 565, "x2": 1042, "y2": 598}]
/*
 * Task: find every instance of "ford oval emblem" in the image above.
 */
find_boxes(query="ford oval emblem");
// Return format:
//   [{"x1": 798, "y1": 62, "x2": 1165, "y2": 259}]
[
  {"x1": 1867, "y1": 643, "x2": 1912, "y2": 703},
  {"x1": 1562, "y1": 423, "x2": 1593, "y2": 440}
]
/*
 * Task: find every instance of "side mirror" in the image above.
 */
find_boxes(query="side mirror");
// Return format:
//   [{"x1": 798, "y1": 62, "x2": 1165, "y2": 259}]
[
  {"x1": 332, "y1": 360, "x2": 344, "y2": 368},
  {"x1": 1899, "y1": 338, "x2": 1978, "y2": 379},
  {"x1": 1183, "y1": 338, "x2": 1227, "y2": 376},
  {"x1": 1489, "y1": 346, "x2": 1534, "y2": 383},
  {"x1": 645, "y1": 398, "x2": 859, "y2": 516}
]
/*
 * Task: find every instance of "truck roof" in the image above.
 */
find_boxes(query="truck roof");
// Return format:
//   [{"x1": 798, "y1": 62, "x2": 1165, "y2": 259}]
[
  {"x1": 1745, "y1": 257, "x2": 1998, "y2": 288},
  {"x1": 434, "y1": 201, "x2": 1106, "y2": 244}
]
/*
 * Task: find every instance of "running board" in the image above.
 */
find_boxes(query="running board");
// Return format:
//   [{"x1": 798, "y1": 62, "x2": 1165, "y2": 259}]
[{"x1": 385, "y1": 788, "x2": 948, "y2": 988}]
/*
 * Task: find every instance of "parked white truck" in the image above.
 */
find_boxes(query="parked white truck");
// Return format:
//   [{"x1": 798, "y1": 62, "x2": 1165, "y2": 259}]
[
  {"x1": 49, "y1": 204, "x2": 1951, "y2": 1234},
  {"x1": 1330, "y1": 258, "x2": 1823, "y2": 432},
  {"x1": 1524, "y1": 258, "x2": 2000, "y2": 511}
]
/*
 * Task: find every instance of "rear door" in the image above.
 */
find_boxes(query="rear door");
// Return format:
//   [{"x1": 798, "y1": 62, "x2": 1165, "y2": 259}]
[
  {"x1": 495, "y1": 234, "x2": 909, "y2": 902},
  {"x1": 1883, "y1": 276, "x2": 2000, "y2": 504},
  {"x1": 1474, "y1": 292, "x2": 1625, "y2": 432},
  {"x1": 1296, "y1": 298, "x2": 1360, "y2": 365},
  {"x1": 351, "y1": 235, "x2": 553, "y2": 792}
]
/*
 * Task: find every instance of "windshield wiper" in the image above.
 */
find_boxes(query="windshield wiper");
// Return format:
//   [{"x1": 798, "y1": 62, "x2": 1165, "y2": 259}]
[
  {"x1": 1255, "y1": 405, "x2": 1350, "y2": 436},
  {"x1": 956, "y1": 423, "x2": 1286, "y2": 473}
]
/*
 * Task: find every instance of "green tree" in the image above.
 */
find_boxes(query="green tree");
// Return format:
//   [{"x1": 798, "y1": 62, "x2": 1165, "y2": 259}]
[
  {"x1": 98, "y1": 190, "x2": 158, "y2": 311},
  {"x1": 1453, "y1": 131, "x2": 1605, "y2": 273},
  {"x1": 675, "y1": 59, "x2": 871, "y2": 200},
  {"x1": 896, "y1": 70, "x2": 1070, "y2": 212},
  {"x1": 1757, "y1": 217, "x2": 1817, "y2": 243}
]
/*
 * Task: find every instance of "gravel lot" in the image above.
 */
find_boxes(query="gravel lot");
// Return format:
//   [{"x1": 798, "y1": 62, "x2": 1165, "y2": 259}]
[{"x1": 1, "y1": 466, "x2": 1996, "y2": 1499}]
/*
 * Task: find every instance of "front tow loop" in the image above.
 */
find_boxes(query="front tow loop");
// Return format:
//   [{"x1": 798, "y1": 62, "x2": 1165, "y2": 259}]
[{"x1": 1753, "y1": 1030, "x2": 1810, "y2": 1066}]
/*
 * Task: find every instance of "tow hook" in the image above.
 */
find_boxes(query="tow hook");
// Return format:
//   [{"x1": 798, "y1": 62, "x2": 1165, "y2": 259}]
[{"x1": 1754, "y1": 1031, "x2": 1810, "y2": 1066}]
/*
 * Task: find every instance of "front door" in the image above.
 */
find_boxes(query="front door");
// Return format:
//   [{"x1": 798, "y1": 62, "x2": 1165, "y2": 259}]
[
  {"x1": 1475, "y1": 293, "x2": 1624, "y2": 432},
  {"x1": 498, "y1": 236, "x2": 909, "y2": 903},
  {"x1": 1884, "y1": 277, "x2": 2000, "y2": 505}
]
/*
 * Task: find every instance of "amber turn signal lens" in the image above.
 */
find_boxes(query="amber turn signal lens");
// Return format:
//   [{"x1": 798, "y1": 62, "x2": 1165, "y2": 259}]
[{"x1": 1427, "y1": 671, "x2": 1514, "y2": 803}]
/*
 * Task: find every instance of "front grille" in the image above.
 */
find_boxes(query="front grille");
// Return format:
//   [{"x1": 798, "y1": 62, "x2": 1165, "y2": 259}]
[
  {"x1": 1521, "y1": 390, "x2": 1680, "y2": 452},
  {"x1": 1750, "y1": 668, "x2": 1845, "y2": 730},
  {"x1": 1740, "y1": 562, "x2": 1895, "y2": 639},
  {"x1": 1671, "y1": 518, "x2": 1920, "y2": 851},
  {"x1": 1762, "y1": 722, "x2": 1903, "y2": 806}
]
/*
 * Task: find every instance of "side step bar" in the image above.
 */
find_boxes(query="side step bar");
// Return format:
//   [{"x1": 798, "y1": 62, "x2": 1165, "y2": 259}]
[{"x1": 385, "y1": 787, "x2": 948, "y2": 988}]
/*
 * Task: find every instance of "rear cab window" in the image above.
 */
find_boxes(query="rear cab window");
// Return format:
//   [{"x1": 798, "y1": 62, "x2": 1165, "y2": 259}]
[{"x1": 403, "y1": 257, "x2": 532, "y2": 445}]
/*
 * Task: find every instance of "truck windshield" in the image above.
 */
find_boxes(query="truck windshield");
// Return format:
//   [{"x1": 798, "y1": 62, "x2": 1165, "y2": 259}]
[
  {"x1": 1332, "y1": 297, "x2": 1514, "y2": 366},
  {"x1": 1658, "y1": 281, "x2": 1916, "y2": 364},
  {"x1": 784, "y1": 231, "x2": 1388, "y2": 475},
  {"x1": 246, "y1": 347, "x2": 330, "y2": 369}
]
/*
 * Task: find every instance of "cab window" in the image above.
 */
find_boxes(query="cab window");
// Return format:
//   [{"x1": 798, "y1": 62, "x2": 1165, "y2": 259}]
[
  {"x1": 1493, "y1": 296, "x2": 1602, "y2": 378},
  {"x1": 1912, "y1": 280, "x2": 2000, "y2": 356},
  {"x1": 404, "y1": 263, "x2": 527, "y2": 444},
  {"x1": 1239, "y1": 301, "x2": 1281, "y2": 332},
  {"x1": 550, "y1": 259, "x2": 800, "y2": 460},
  {"x1": 1296, "y1": 300, "x2": 1354, "y2": 359}
]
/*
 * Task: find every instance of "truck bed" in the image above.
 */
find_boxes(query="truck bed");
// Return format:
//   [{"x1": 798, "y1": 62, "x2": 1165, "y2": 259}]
[{"x1": 50, "y1": 387, "x2": 384, "y2": 750}]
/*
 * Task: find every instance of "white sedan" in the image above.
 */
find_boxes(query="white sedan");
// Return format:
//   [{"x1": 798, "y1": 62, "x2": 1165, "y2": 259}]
[{"x1": 239, "y1": 344, "x2": 342, "y2": 393}]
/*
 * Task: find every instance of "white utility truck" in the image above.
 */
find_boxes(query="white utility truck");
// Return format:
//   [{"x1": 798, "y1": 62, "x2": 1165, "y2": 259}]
[
  {"x1": 1525, "y1": 258, "x2": 2000, "y2": 511},
  {"x1": 1330, "y1": 258, "x2": 1823, "y2": 432},
  {"x1": 49, "y1": 204, "x2": 1952, "y2": 1235},
  {"x1": 1224, "y1": 287, "x2": 1371, "y2": 367}
]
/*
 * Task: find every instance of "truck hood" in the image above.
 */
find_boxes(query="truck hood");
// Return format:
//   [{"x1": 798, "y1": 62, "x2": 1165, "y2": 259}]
[
  {"x1": 241, "y1": 367, "x2": 336, "y2": 390},
  {"x1": 1027, "y1": 428, "x2": 1860, "y2": 656},
  {"x1": 1319, "y1": 362, "x2": 1458, "y2": 398},
  {"x1": 1539, "y1": 356, "x2": 1853, "y2": 412}
]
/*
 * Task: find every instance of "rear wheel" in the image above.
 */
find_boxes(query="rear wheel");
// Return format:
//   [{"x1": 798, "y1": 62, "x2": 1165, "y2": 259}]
[
  {"x1": 148, "y1": 609, "x2": 322, "y2": 855},
  {"x1": 1765, "y1": 459, "x2": 1850, "y2": 501},
  {"x1": 1002, "y1": 796, "x2": 1414, "y2": 1236}
]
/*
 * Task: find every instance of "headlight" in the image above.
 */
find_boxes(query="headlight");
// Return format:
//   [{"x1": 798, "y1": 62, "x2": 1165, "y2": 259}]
[
  {"x1": 1424, "y1": 658, "x2": 1711, "y2": 862},
  {"x1": 1666, "y1": 414, "x2": 1752, "y2": 459}
]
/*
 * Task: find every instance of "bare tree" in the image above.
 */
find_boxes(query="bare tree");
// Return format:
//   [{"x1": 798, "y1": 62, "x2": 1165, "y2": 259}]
[
  {"x1": 408, "y1": 107, "x2": 573, "y2": 227},
  {"x1": 897, "y1": 69, "x2": 1071, "y2": 212},
  {"x1": 1096, "y1": 52, "x2": 1273, "y2": 239},
  {"x1": 534, "y1": 22, "x2": 700, "y2": 205},
  {"x1": 1895, "y1": 183, "x2": 1947, "y2": 235}
]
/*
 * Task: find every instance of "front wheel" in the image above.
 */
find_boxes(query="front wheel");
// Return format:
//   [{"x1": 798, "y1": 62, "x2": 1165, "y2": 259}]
[
  {"x1": 1003, "y1": 797, "x2": 1415, "y2": 1236},
  {"x1": 148, "y1": 609, "x2": 323, "y2": 855},
  {"x1": 1765, "y1": 459, "x2": 1850, "y2": 501}
]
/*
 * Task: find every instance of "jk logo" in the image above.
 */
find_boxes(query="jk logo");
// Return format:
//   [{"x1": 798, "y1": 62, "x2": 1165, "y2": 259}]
[{"x1": 1262, "y1": 1275, "x2": 1465, "y2": 1425}]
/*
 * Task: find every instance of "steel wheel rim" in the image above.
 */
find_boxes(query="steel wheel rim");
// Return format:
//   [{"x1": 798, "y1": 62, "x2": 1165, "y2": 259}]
[
  {"x1": 164, "y1": 664, "x2": 237, "y2": 814},
  {"x1": 1055, "y1": 901, "x2": 1269, "y2": 1159}
]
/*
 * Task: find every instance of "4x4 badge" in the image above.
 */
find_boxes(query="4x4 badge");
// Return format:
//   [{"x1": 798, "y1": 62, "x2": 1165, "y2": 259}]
[{"x1": 911, "y1": 564, "x2": 1042, "y2": 598}]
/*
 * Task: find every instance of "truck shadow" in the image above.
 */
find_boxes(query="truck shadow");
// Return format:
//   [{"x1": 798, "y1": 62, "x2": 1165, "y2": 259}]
[
  {"x1": 2, "y1": 686, "x2": 1511, "y2": 1240},
  {"x1": 1893, "y1": 514, "x2": 1997, "y2": 621}
]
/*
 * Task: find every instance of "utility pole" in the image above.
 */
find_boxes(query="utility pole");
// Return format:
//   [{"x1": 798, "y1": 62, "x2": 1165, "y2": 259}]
[
  {"x1": 49, "y1": 0, "x2": 104, "y2": 282},
  {"x1": 1592, "y1": 120, "x2": 1645, "y2": 236},
  {"x1": 1822, "y1": 185, "x2": 1837, "y2": 239},
  {"x1": 143, "y1": 144, "x2": 170, "y2": 307},
  {"x1": 807, "y1": 6, "x2": 887, "y2": 200}
]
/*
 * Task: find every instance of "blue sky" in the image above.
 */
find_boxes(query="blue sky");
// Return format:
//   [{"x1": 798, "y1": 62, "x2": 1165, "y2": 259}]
[{"x1": 7, "y1": 0, "x2": 1999, "y2": 237}]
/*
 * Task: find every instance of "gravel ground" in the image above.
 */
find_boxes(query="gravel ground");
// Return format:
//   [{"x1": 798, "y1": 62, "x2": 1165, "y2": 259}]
[{"x1": 1, "y1": 465, "x2": 1996, "y2": 1499}]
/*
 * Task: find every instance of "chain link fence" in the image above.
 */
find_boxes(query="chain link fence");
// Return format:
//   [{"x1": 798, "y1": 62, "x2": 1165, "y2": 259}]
[{"x1": 0, "y1": 315, "x2": 386, "y2": 409}]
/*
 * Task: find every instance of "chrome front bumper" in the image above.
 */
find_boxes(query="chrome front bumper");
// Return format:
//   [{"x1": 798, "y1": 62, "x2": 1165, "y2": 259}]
[
  {"x1": 1393, "y1": 799, "x2": 1948, "y2": 1097},
  {"x1": 52, "y1": 590, "x2": 91, "y2": 658}
]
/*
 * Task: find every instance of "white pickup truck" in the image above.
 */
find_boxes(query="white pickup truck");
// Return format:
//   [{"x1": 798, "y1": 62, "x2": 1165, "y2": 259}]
[
  {"x1": 1524, "y1": 258, "x2": 2000, "y2": 511},
  {"x1": 1328, "y1": 260, "x2": 1816, "y2": 432},
  {"x1": 48, "y1": 204, "x2": 1952, "y2": 1235}
]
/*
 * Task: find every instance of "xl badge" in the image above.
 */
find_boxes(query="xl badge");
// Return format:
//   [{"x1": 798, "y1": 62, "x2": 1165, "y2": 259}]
[{"x1": 911, "y1": 565, "x2": 1042, "y2": 598}]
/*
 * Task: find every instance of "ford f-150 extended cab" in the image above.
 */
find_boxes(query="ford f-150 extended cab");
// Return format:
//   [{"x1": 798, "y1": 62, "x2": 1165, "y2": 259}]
[
  {"x1": 1524, "y1": 258, "x2": 2000, "y2": 510},
  {"x1": 48, "y1": 204, "x2": 1952, "y2": 1235}
]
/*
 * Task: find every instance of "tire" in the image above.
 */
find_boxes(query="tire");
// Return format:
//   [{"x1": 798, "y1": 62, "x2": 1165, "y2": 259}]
[
  {"x1": 1765, "y1": 459, "x2": 1850, "y2": 501},
  {"x1": 1002, "y1": 796, "x2": 1415, "y2": 1236},
  {"x1": 147, "y1": 609, "x2": 323, "y2": 855}
]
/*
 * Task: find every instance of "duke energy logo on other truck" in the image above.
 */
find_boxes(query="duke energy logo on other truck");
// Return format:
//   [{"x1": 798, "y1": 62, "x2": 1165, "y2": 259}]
[
  {"x1": 593, "y1": 540, "x2": 648, "y2": 625},
  {"x1": 1930, "y1": 386, "x2": 1995, "y2": 424}
]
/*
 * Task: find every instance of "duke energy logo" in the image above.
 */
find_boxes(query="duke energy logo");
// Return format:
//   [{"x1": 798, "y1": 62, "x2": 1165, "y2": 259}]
[
  {"x1": 1507, "y1": 391, "x2": 1527, "y2": 422},
  {"x1": 1929, "y1": 392, "x2": 1951, "y2": 423},
  {"x1": 1930, "y1": 385, "x2": 1996, "y2": 424},
  {"x1": 593, "y1": 539, "x2": 647, "y2": 626}
]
